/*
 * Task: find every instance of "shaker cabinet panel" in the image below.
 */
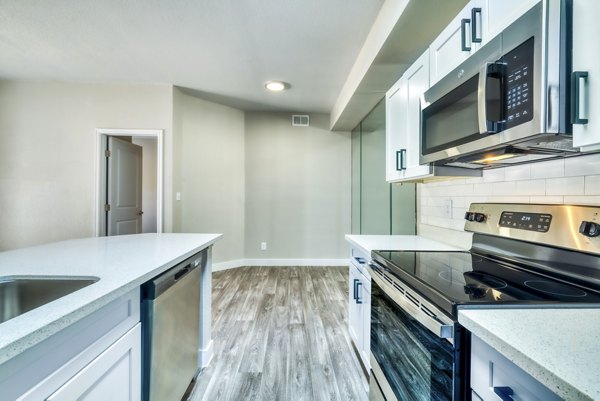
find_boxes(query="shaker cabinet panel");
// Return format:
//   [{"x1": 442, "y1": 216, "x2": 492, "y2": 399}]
[
  {"x1": 47, "y1": 324, "x2": 141, "y2": 401},
  {"x1": 572, "y1": 0, "x2": 600, "y2": 150},
  {"x1": 429, "y1": 0, "x2": 485, "y2": 86},
  {"x1": 485, "y1": 0, "x2": 540, "y2": 40}
]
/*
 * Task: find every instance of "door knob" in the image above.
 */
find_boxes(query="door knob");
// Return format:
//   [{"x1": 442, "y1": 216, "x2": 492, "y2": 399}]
[{"x1": 138, "y1": 211, "x2": 144, "y2": 215}]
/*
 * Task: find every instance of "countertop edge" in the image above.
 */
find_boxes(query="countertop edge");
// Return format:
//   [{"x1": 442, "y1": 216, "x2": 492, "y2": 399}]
[
  {"x1": 0, "y1": 234, "x2": 221, "y2": 365},
  {"x1": 458, "y1": 309, "x2": 593, "y2": 401}
]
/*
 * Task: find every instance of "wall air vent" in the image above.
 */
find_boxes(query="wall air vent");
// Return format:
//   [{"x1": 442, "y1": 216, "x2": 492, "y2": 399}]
[{"x1": 292, "y1": 115, "x2": 309, "y2": 127}]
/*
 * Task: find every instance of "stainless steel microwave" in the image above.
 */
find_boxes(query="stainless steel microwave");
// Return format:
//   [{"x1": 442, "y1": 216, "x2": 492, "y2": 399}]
[{"x1": 421, "y1": 0, "x2": 578, "y2": 168}]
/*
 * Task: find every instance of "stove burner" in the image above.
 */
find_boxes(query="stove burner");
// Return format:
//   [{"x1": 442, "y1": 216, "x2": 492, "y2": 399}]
[
  {"x1": 524, "y1": 280, "x2": 588, "y2": 297},
  {"x1": 465, "y1": 272, "x2": 508, "y2": 290}
]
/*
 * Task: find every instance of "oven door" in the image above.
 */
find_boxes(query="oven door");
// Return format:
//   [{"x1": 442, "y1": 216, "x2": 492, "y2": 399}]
[{"x1": 368, "y1": 263, "x2": 467, "y2": 401}]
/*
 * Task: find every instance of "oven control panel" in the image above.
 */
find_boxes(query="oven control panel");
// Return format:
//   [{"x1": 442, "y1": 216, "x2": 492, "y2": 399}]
[
  {"x1": 464, "y1": 203, "x2": 600, "y2": 255},
  {"x1": 499, "y1": 211, "x2": 552, "y2": 232}
]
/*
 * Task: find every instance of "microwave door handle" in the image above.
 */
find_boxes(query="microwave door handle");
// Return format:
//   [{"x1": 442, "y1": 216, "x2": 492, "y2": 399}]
[
  {"x1": 478, "y1": 63, "x2": 489, "y2": 134},
  {"x1": 478, "y1": 62, "x2": 506, "y2": 134}
]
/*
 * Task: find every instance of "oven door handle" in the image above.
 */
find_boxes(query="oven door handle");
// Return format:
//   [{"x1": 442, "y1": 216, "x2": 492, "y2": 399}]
[{"x1": 368, "y1": 263, "x2": 454, "y2": 342}]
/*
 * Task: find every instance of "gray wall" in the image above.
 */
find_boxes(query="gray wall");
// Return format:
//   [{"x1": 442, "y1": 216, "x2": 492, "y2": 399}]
[
  {"x1": 244, "y1": 112, "x2": 351, "y2": 259},
  {"x1": 0, "y1": 81, "x2": 174, "y2": 251},
  {"x1": 175, "y1": 89, "x2": 246, "y2": 263}
]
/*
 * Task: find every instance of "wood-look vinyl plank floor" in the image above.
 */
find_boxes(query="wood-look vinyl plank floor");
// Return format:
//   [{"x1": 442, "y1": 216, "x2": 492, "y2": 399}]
[{"x1": 188, "y1": 266, "x2": 368, "y2": 401}]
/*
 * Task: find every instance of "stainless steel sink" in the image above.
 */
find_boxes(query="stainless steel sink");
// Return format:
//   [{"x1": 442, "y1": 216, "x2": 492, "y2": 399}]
[{"x1": 0, "y1": 276, "x2": 99, "y2": 324}]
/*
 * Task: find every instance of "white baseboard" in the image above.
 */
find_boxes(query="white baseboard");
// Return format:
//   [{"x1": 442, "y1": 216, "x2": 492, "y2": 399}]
[
  {"x1": 212, "y1": 259, "x2": 245, "y2": 272},
  {"x1": 199, "y1": 339, "x2": 214, "y2": 368},
  {"x1": 212, "y1": 258, "x2": 347, "y2": 271}
]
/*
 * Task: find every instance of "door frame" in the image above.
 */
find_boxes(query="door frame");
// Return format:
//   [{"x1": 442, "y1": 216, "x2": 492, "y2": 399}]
[{"x1": 94, "y1": 128, "x2": 164, "y2": 236}]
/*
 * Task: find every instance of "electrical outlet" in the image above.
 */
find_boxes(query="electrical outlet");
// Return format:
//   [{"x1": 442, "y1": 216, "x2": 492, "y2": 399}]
[
  {"x1": 444, "y1": 199, "x2": 453, "y2": 218},
  {"x1": 260, "y1": 242, "x2": 267, "y2": 251},
  {"x1": 176, "y1": 192, "x2": 181, "y2": 201}
]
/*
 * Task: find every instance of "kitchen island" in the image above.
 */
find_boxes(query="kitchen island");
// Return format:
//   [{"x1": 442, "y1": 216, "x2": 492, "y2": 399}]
[{"x1": 0, "y1": 233, "x2": 221, "y2": 400}]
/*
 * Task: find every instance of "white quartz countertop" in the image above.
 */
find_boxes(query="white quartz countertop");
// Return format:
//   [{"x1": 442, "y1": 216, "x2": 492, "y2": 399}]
[
  {"x1": 345, "y1": 234, "x2": 464, "y2": 257},
  {"x1": 0, "y1": 233, "x2": 221, "y2": 365},
  {"x1": 459, "y1": 307, "x2": 600, "y2": 401}
]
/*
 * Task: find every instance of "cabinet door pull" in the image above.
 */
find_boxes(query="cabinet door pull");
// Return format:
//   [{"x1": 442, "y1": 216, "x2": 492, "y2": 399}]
[
  {"x1": 571, "y1": 71, "x2": 589, "y2": 124},
  {"x1": 461, "y1": 19, "x2": 472, "y2": 51},
  {"x1": 356, "y1": 281, "x2": 363, "y2": 304},
  {"x1": 353, "y1": 278, "x2": 359, "y2": 301},
  {"x1": 396, "y1": 149, "x2": 407, "y2": 171},
  {"x1": 471, "y1": 8, "x2": 482, "y2": 43},
  {"x1": 493, "y1": 386, "x2": 514, "y2": 401}
]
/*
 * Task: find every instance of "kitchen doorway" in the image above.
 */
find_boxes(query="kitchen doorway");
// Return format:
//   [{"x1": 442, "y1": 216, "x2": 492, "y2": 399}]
[{"x1": 95, "y1": 129, "x2": 164, "y2": 236}]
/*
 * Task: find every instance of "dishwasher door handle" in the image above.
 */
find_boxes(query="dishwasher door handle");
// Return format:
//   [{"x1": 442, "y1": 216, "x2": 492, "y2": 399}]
[{"x1": 174, "y1": 265, "x2": 192, "y2": 281}]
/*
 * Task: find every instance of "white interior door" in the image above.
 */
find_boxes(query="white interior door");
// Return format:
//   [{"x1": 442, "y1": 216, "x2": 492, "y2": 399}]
[{"x1": 107, "y1": 137, "x2": 143, "y2": 236}]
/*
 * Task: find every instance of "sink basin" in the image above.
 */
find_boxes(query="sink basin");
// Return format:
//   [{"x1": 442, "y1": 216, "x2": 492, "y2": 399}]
[{"x1": 0, "y1": 276, "x2": 99, "y2": 324}]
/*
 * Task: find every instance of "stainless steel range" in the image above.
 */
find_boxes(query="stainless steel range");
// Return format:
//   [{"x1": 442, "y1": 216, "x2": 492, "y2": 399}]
[{"x1": 368, "y1": 203, "x2": 600, "y2": 401}]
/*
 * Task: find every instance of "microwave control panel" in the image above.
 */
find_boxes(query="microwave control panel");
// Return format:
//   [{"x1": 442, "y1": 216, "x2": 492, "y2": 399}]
[{"x1": 504, "y1": 37, "x2": 535, "y2": 129}]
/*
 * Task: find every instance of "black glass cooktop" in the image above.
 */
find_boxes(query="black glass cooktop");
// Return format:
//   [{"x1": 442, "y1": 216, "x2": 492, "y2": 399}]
[{"x1": 372, "y1": 250, "x2": 600, "y2": 318}]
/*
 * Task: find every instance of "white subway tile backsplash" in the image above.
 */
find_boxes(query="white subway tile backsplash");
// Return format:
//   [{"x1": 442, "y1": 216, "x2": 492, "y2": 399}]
[
  {"x1": 530, "y1": 196, "x2": 563, "y2": 204},
  {"x1": 473, "y1": 183, "x2": 494, "y2": 196},
  {"x1": 563, "y1": 196, "x2": 600, "y2": 205},
  {"x1": 482, "y1": 168, "x2": 506, "y2": 182},
  {"x1": 504, "y1": 165, "x2": 531, "y2": 181},
  {"x1": 585, "y1": 175, "x2": 600, "y2": 195},
  {"x1": 530, "y1": 159, "x2": 564, "y2": 179},
  {"x1": 515, "y1": 179, "x2": 546, "y2": 196},
  {"x1": 564, "y1": 154, "x2": 600, "y2": 177},
  {"x1": 546, "y1": 176, "x2": 584, "y2": 195},
  {"x1": 492, "y1": 181, "x2": 517, "y2": 195},
  {"x1": 417, "y1": 156, "x2": 600, "y2": 242}
]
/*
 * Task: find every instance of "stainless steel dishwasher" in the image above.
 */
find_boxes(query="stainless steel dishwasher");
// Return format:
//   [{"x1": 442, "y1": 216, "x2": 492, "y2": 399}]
[{"x1": 141, "y1": 249, "x2": 206, "y2": 401}]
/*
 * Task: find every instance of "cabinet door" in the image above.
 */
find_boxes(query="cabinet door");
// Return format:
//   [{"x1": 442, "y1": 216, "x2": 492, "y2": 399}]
[
  {"x1": 360, "y1": 281, "x2": 371, "y2": 371},
  {"x1": 403, "y1": 50, "x2": 433, "y2": 180},
  {"x1": 429, "y1": 0, "x2": 486, "y2": 85},
  {"x1": 485, "y1": 0, "x2": 540, "y2": 40},
  {"x1": 572, "y1": 0, "x2": 600, "y2": 150},
  {"x1": 348, "y1": 264, "x2": 361, "y2": 348},
  {"x1": 47, "y1": 324, "x2": 141, "y2": 401},
  {"x1": 385, "y1": 78, "x2": 408, "y2": 182}
]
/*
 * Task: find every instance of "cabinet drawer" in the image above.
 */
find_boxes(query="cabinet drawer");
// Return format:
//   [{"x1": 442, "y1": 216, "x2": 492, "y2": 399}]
[{"x1": 470, "y1": 335, "x2": 562, "y2": 401}]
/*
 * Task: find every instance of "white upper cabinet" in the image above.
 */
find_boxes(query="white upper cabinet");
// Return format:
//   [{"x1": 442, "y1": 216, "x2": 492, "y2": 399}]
[
  {"x1": 430, "y1": 0, "x2": 542, "y2": 87},
  {"x1": 572, "y1": 0, "x2": 600, "y2": 150},
  {"x1": 386, "y1": 50, "x2": 431, "y2": 182},
  {"x1": 429, "y1": 0, "x2": 486, "y2": 86},
  {"x1": 385, "y1": 75, "x2": 408, "y2": 182},
  {"x1": 485, "y1": 0, "x2": 540, "y2": 39}
]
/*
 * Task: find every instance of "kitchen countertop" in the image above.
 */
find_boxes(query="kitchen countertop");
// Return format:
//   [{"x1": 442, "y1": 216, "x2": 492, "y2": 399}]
[
  {"x1": 459, "y1": 307, "x2": 600, "y2": 401},
  {"x1": 345, "y1": 234, "x2": 464, "y2": 256},
  {"x1": 0, "y1": 233, "x2": 221, "y2": 365}
]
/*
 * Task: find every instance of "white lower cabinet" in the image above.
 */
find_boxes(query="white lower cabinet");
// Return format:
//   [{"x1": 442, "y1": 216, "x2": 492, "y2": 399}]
[
  {"x1": 0, "y1": 290, "x2": 141, "y2": 401},
  {"x1": 470, "y1": 335, "x2": 562, "y2": 401},
  {"x1": 348, "y1": 252, "x2": 371, "y2": 372},
  {"x1": 47, "y1": 324, "x2": 141, "y2": 401}
]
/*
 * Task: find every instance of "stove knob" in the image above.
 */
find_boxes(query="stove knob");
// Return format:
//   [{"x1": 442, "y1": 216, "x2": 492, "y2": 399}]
[
  {"x1": 579, "y1": 221, "x2": 600, "y2": 237},
  {"x1": 464, "y1": 212, "x2": 475, "y2": 221},
  {"x1": 475, "y1": 213, "x2": 487, "y2": 223}
]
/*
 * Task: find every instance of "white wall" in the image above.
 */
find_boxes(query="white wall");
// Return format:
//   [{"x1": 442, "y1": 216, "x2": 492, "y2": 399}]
[
  {"x1": 131, "y1": 137, "x2": 158, "y2": 233},
  {"x1": 244, "y1": 112, "x2": 351, "y2": 260},
  {"x1": 174, "y1": 89, "x2": 245, "y2": 264},
  {"x1": 0, "y1": 81, "x2": 173, "y2": 251},
  {"x1": 418, "y1": 154, "x2": 600, "y2": 248}
]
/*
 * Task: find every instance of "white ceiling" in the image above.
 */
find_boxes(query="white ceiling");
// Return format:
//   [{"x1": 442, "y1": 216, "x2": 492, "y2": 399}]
[{"x1": 0, "y1": 0, "x2": 384, "y2": 113}]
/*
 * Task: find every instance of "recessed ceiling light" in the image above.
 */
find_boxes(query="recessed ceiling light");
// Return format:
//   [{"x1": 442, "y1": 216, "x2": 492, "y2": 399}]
[{"x1": 265, "y1": 80, "x2": 290, "y2": 92}]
